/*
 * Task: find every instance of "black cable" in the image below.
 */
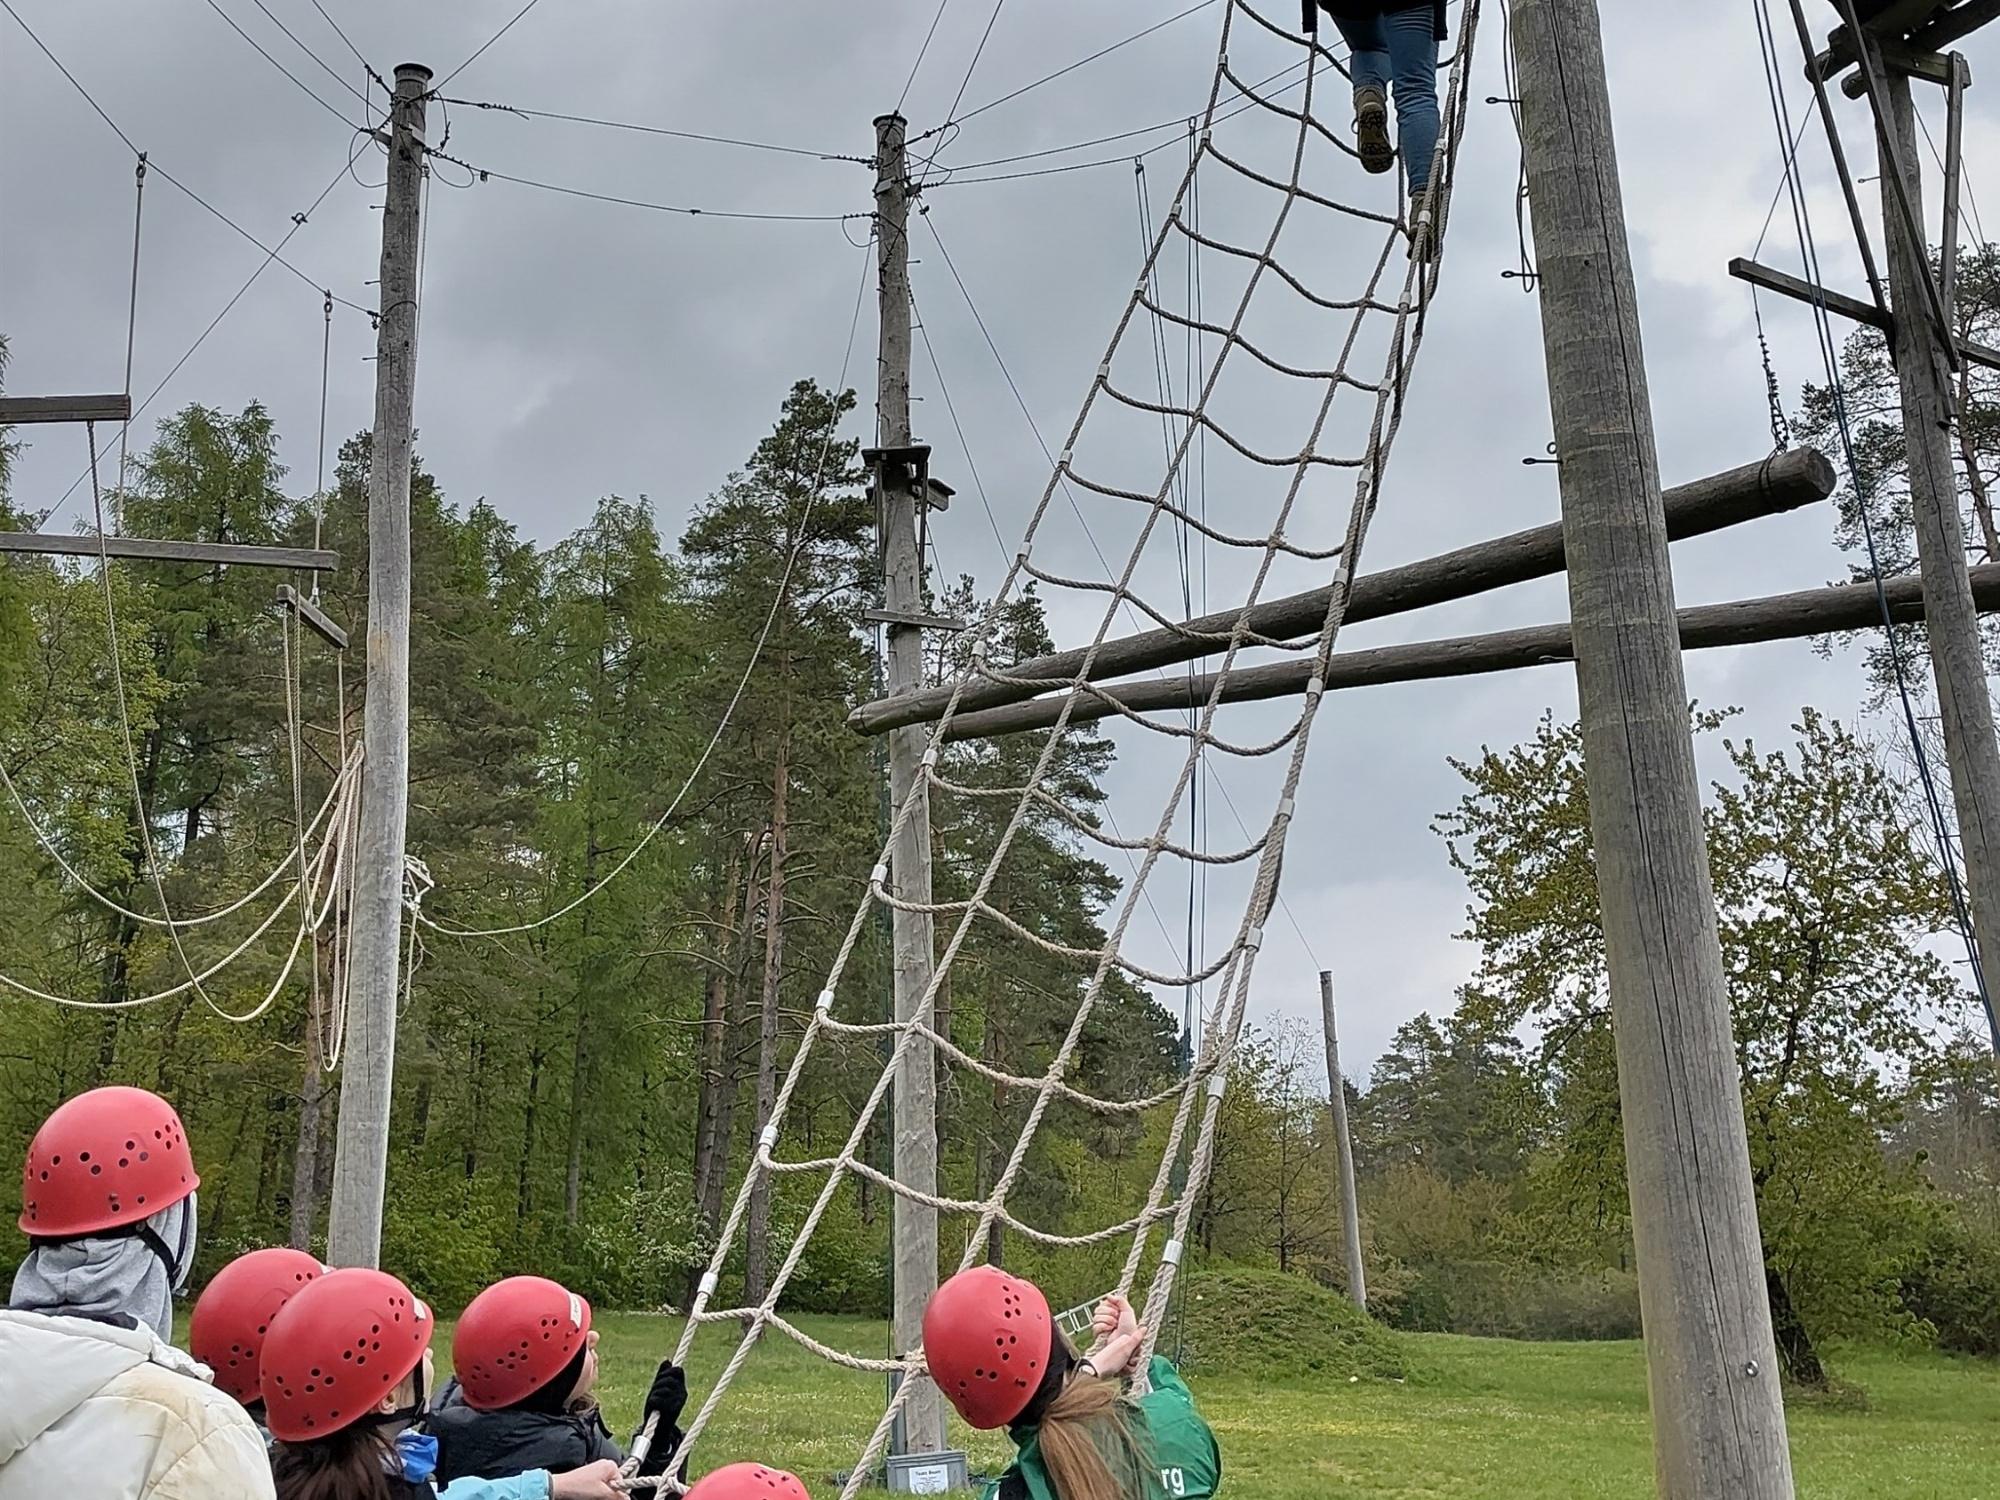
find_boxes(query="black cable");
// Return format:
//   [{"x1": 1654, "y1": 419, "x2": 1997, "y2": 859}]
[
  {"x1": 433, "y1": 96, "x2": 871, "y2": 163},
  {"x1": 0, "y1": 0, "x2": 373, "y2": 315},
  {"x1": 927, "y1": 59, "x2": 1311, "y2": 188},
  {"x1": 897, "y1": 0, "x2": 955, "y2": 114},
  {"x1": 909, "y1": 287, "x2": 1012, "y2": 567},
  {"x1": 200, "y1": 0, "x2": 361, "y2": 129},
  {"x1": 426, "y1": 148, "x2": 869, "y2": 223},
  {"x1": 244, "y1": 0, "x2": 376, "y2": 105},
  {"x1": 1749, "y1": 0, "x2": 1999, "y2": 1045},
  {"x1": 43, "y1": 147, "x2": 364, "y2": 527},
  {"x1": 939, "y1": 0, "x2": 1009, "y2": 134},
  {"x1": 910, "y1": 0, "x2": 1221, "y2": 144},
  {"x1": 306, "y1": 0, "x2": 389, "y2": 91},
  {"x1": 437, "y1": 0, "x2": 546, "y2": 89}
]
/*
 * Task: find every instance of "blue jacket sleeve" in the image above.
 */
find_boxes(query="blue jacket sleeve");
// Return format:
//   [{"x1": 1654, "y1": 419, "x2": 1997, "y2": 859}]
[{"x1": 439, "y1": 1471, "x2": 552, "y2": 1500}]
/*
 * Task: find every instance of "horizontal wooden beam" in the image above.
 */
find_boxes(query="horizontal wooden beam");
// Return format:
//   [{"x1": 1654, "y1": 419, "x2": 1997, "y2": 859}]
[
  {"x1": 0, "y1": 531, "x2": 338, "y2": 571},
  {"x1": 276, "y1": 585, "x2": 349, "y2": 650},
  {"x1": 941, "y1": 565, "x2": 2000, "y2": 740},
  {"x1": 849, "y1": 447, "x2": 1837, "y2": 737},
  {"x1": 0, "y1": 394, "x2": 132, "y2": 425},
  {"x1": 1913, "y1": 0, "x2": 2000, "y2": 50},
  {"x1": 1729, "y1": 256, "x2": 2000, "y2": 370},
  {"x1": 1813, "y1": 1, "x2": 1992, "y2": 89}
]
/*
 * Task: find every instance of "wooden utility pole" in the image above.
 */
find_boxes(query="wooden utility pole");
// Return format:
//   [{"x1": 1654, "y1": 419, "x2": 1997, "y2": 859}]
[
  {"x1": 328, "y1": 61, "x2": 429, "y2": 1268},
  {"x1": 1317, "y1": 972, "x2": 1365, "y2": 1311},
  {"x1": 1513, "y1": 3, "x2": 1793, "y2": 1496},
  {"x1": 1871, "y1": 52, "x2": 2000, "y2": 1027},
  {"x1": 872, "y1": 110, "x2": 947, "y2": 1462}
]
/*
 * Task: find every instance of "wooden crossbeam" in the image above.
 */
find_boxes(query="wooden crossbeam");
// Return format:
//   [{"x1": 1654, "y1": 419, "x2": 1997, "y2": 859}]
[
  {"x1": 850, "y1": 448, "x2": 1837, "y2": 737},
  {"x1": 276, "y1": 585, "x2": 349, "y2": 650},
  {"x1": 0, "y1": 531, "x2": 338, "y2": 571},
  {"x1": 0, "y1": 394, "x2": 132, "y2": 425},
  {"x1": 1729, "y1": 256, "x2": 2000, "y2": 370},
  {"x1": 1814, "y1": 1, "x2": 1997, "y2": 88},
  {"x1": 940, "y1": 566, "x2": 2000, "y2": 740}
]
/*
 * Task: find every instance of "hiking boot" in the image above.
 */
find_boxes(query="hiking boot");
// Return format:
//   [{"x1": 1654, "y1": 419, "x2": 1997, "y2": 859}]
[{"x1": 1354, "y1": 86, "x2": 1393, "y2": 175}]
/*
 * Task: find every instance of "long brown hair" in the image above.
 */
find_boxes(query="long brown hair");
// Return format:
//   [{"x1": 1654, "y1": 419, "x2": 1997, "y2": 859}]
[
  {"x1": 270, "y1": 1425, "x2": 401, "y2": 1500},
  {"x1": 1036, "y1": 1366, "x2": 1156, "y2": 1500}
]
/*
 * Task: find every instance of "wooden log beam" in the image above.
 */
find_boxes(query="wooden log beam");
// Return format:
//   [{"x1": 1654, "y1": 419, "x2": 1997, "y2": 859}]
[
  {"x1": 1729, "y1": 256, "x2": 2000, "y2": 369},
  {"x1": 0, "y1": 531, "x2": 338, "y2": 571},
  {"x1": 276, "y1": 585, "x2": 350, "y2": 651},
  {"x1": 939, "y1": 565, "x2": 2000, "y2": 740},
  {"x1": 1815, "y1": 0, "x2": 1995, "y2": 77},
  {"x1": 0, "y1": 394, "x2": 132, "y2": 425},
  {"x1": 849, "y1": 447, "x2": 1836, "y2": 737}
]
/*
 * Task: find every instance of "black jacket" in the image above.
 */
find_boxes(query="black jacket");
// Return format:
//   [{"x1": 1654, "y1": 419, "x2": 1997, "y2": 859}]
[
  {"x1": 428, "y1": 1377, "x2": 625, "y2": 1486},
  {"x1": 1317, "y1": 0, "x2": 1449, "y2": 42}
]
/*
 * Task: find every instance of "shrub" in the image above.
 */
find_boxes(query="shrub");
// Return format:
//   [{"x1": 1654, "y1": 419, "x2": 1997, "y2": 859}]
[
  {"x1": 1901, "y1": 1217, "x2": 2000, "y2": 1358},
  {"x1": 1174, "y1": 1266, "x2": 1410, "y2": 1380}
]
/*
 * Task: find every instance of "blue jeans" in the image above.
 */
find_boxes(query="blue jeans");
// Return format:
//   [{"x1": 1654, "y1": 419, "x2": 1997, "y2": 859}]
[{"x1": 1330, "y1": 9, "x2": 1440, "y2": 195}]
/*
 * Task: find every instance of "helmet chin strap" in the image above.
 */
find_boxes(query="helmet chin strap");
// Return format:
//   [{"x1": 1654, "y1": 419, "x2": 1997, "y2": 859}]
[{"x1": 135, "y1": 1192, "x2": 198, "y2": 1293}]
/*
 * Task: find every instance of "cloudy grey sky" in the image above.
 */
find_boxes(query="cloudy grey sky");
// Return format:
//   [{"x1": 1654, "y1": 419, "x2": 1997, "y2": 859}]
[{"x1": 5, "y1": 0, "x2": 1994, "y2": 1079}]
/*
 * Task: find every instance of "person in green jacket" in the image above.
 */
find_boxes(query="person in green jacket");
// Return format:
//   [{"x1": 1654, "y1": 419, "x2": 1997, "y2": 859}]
[{"x1": 922, "y1": 1267, "x2": 1221, "y2": 1500}]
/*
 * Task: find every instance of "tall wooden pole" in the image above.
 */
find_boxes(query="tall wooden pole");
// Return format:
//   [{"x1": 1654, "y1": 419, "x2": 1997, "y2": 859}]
[
  {"x1": 1874, "y1": 62, "x2": 2000, "y2": 1050},
  {"x1": 875, "y1": 110, "x2": 946, "y2": 1458},
  {"x1": 1317, "y1": 972, "x2": 1366, "y2": 1311},
  {"x1": 1512, "y1": 4, "x2": 1793, "y2": 1495},
  {"x1": 328, "y1": 62, "x2": 428, "y2": 1268}
]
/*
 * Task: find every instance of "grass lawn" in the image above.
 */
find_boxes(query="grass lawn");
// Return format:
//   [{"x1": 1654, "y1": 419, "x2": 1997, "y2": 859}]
[{"x1": 448, "y1": 1312, "x2": 2000, "y2": 1497}]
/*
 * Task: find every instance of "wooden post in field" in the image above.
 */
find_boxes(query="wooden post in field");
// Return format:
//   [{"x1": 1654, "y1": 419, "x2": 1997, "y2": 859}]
[
  {"x1": 328, "y1": 61, "x2": 428, "y2": 1268},
  {"x1": 873, "y1": 109, "x2": 948, "y2": 1462},
  {"x1": 1512, "y1": 1, "x2": 1793, "y2": 1494},
  {"x1": 1318, "y1": 971, "x2": 1366, "y2": 1311}
]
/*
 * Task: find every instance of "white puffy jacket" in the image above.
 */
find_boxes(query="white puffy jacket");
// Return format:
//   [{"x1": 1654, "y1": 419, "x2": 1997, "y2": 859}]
[{"x1": 0, "y1": 1308, "x2": 275, "y2": 1500}]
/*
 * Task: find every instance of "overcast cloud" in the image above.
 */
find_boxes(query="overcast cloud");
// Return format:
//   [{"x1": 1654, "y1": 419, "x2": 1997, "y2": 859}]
[{"x1": 5, "y1": 0, "x2": 1994, "y2": 1081}]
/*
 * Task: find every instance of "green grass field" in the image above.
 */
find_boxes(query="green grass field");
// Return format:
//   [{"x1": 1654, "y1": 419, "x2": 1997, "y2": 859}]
[{"x1": 455, "y1": 1312, "x2": 2000, "y2": 1498}]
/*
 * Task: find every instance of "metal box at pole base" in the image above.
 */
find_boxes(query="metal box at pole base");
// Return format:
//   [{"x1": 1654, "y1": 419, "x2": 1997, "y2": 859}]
[{"x1": 885, "y1": 1370, "x2": 970, "y2": 1493}]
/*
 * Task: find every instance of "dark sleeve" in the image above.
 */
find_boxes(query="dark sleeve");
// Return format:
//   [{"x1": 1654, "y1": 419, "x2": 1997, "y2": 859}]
[
  {"x1": 994, "y1": 1471, "x2": 1031, "y2": 1500},
  {"x1": 586, "y1": 1409, "x2": 625, "y2": 1466}
]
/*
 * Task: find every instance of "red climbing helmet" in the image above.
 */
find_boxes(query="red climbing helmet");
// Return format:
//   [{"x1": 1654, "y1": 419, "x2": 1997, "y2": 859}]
[
  {"x1": 189, "y1": 1247, "x2": 326, "y2": 1405},
  {"x1": 17, "y1": 1085, "x2": 200, "y2": 1236},
  {"x1": 261, "y1": 1267, "x2": 433, "y2": 1441},
  {"x1": 685, "y1": 1462, "x2": 811, "y2": 1500},
  {"x1": 452, "y1": 1274, "x2": 594, "y2": 1411},
  {"x1": 922, "y1": 1265, "x2": 1053, "y2": 1430}
]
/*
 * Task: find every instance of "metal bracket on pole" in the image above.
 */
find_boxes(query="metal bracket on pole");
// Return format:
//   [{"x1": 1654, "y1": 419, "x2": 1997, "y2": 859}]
[{"x1": 862, "y1": 607, "x2": 966, "y2": 632}]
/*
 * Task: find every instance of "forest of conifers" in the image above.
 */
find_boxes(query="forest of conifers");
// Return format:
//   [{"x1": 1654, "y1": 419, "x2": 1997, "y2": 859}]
[{"x1": 1, "y1": 339, "x2": 1997, "y2": 1389}]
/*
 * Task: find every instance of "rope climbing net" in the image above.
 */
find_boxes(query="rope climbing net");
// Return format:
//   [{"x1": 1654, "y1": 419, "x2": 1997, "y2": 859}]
[{"x1": 636, "y1": 2, "x2": 1483, "y2": 1489}]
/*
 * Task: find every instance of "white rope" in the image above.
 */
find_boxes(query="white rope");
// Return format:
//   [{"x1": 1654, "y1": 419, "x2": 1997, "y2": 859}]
[
  {"x1": 413, "y1": 240, "x2": 878, "y2": 941},
  {"x1": 620, "y1": 3, "x2": 1482, "y2": 1488}
]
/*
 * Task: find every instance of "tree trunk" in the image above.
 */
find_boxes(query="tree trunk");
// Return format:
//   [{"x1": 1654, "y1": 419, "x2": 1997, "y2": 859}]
[
  {"x1": 466, "y1": 1025, "x2": 487, "y2": 1181},
  {"x1": 1765, "y1": 1264, "x2": 1827, "y2": 1388},
  {"x1": 518, "y1": 1041, "x2": 544, "y2": 1235},
  {"x1": 93, "y1": 727, "x2": 167, "y2": 1079},
  {"x1": 691, "y1": 841, "x2": 762, "y2": 1297},
  {"x1": 690, "y1": 841, "x2": 746, "y2": 1234},
  {"x1": 564, "y1": 828, "x2": 602, "y2": 1232},
  {"x1": 743, "y1": 728, "x2": 791, "y2": 1313},
  {"x1": 289, "y1": 933, "x2": 332, "y2": 1250}
]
